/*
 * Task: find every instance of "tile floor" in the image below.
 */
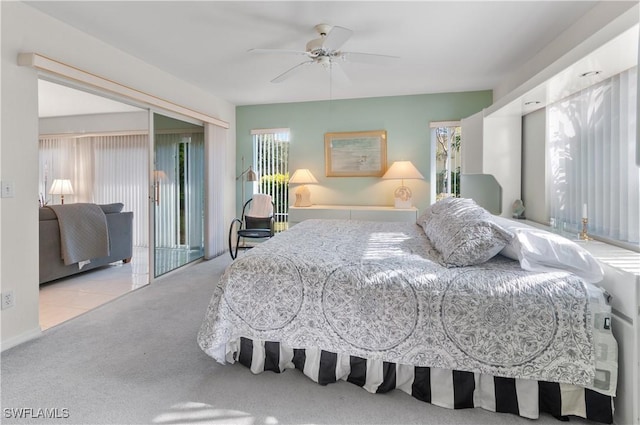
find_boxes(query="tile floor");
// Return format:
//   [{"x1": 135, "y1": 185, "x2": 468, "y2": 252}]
[{"x1": 39, "y1": 247, "x2": 149, "y2": 330}]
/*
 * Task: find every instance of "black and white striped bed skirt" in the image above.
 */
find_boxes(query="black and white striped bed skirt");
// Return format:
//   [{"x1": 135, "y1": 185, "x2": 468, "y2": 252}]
[{"x1": 229, "y1": 338, "x2": 613, "y2": 423}]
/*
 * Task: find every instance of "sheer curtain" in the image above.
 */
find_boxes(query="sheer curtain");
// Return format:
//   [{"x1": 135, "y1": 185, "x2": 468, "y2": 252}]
[{"x1": 547, "y1": 66, "x2": 638, "y2": 246}]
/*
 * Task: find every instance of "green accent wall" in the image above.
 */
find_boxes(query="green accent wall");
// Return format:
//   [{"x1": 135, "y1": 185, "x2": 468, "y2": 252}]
[{"x1": 236, "y1": 91, "x2": 492, "y2": 214}]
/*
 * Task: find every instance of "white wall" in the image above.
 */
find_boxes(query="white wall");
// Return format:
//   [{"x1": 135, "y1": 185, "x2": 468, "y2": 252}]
[
  {"x1": 39, "y1": 111, "x2": 149, "y2": 135},
  {"x1": 482, "y1": 114, "x2": 521, "y2": 217},
  {"x1": 460, "y1": 111, "x2": 483, "y2": 174},
  {"x1": 1, "y1": 2, "x2": 236, "y2": 349}
]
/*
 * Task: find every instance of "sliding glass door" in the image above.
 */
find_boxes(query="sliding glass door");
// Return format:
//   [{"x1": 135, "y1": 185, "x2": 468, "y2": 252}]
[{"x1": 152, "y1": 113, "x2": 204, "y2": 277}]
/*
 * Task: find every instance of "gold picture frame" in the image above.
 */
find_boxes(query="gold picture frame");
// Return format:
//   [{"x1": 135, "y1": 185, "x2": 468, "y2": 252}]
[{"x1": 324, "y1": 130, "x2": 387, "y2": 177}]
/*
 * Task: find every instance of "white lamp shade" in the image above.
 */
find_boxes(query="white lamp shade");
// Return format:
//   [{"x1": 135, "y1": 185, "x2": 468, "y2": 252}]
[
  {"x1": 49, "y1": 179, "x2": 74, "y2": 195},
  {"x1": 382, "y1": 161, "x2": 424, "y2": 180},
  {"x1": 289, "y1": 169, "x2": 318, "y2": 184},
  {"x1": 289, "y1": 169, "x2": 317, "y2": 207},
  {"x1": 381, "y1": 161, "x2": 423, "y2": 209}
]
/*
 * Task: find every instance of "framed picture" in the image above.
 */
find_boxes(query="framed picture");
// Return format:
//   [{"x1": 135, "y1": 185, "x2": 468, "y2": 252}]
[{"x1": 324, "y1": 130, "x2": 387, "y2": 177}]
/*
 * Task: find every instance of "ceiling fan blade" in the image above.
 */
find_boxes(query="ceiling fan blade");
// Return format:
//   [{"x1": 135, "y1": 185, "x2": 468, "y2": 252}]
[
  {"x1": 323, "y1": 26, "x2": 353, "y2": 51},
  {"x1": 341, "y1": 51, "x2": 400, "y2": 65},
  {"x1": 271, "y1": 60, "x2": 314, "y2": 83},
  {"x1": 248, "y1": 48, "x2": 310, "y2": 56}
]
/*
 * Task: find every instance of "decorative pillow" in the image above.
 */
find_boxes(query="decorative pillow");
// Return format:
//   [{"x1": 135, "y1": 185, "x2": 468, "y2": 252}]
[
  {"x1": 485, "y1": 215, "x2": 604, "y2": 283},
  {"x1": 422, "y1": 198, "x2": 513, "y2": 267},
  {"x1": 99, "y1": 203, "x2": 125, "y2": 214},
  {"x1": 417, "y1": 197, "x2": 476, "y2": 231}
]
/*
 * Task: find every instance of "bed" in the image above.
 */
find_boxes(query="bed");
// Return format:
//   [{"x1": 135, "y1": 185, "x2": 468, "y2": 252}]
[{"x1": 198, "y1": 199, "x2": 617, "y2": 423}]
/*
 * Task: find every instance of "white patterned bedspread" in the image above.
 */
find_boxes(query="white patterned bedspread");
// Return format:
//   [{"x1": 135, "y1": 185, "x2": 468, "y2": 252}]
[{"x1": 198, "y1": 219, "x2": 617, "y2": 396}]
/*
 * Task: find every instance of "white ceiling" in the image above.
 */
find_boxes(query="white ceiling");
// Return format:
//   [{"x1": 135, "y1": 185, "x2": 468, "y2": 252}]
[{"x1": 27, "y1": 1, "x2": 609, "y2": 108}]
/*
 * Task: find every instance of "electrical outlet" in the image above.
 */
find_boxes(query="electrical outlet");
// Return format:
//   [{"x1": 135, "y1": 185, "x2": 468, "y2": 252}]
[
  {"x1": 1, "y1": 181, "x2": 15, "y2": 198},
  {"x1": 1, "y1": 290, "x2": 15, "y2": 310}
]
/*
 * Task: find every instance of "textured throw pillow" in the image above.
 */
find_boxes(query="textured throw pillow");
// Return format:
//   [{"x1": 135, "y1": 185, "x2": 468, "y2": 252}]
[
  {"x1": 422, "y1": 198, "x2": 513, "y2": 267},
  {"x1": 417, "y1": 197, "x2": 476, "y2": 231}
]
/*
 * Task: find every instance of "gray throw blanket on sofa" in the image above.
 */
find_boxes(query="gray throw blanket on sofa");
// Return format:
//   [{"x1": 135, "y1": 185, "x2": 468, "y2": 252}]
[{"x1": 47, "y1": 203, "x2": 110, "y2": 266}]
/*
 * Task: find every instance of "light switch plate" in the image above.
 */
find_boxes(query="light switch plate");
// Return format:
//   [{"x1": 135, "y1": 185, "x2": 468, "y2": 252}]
[{"x1": 1, "y1": 181, "x2": 15, "y2": 198}]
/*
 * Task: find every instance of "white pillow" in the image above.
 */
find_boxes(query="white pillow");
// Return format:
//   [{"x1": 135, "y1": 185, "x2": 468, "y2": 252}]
[
  {"x1": 485, "y1": 215, "x2": 533, "y2": 260},
  {"x1": 486, "y1": 215, "x2": 604, "y2": 283}
]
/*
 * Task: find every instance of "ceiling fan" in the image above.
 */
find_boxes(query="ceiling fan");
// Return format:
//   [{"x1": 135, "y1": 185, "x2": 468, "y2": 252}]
[{"x1": 249, "y1": 23, "x2": 399, "y2": 84}]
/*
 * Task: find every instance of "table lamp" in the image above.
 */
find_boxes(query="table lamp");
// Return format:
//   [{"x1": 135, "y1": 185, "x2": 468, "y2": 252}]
[
  {"x1": 289, "y1": 169, "x2": 318, "y2": 207},
  {"x1": 49, "y1": 179, "x2": 74, "y2": 204},
  {"x1": 382, "y1": 161, "x2": 424, "y2": 208}
]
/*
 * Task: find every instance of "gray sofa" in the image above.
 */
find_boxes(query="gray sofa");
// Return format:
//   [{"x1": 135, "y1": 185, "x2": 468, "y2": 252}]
[{"x1": 39, "y1": 203, "x2": 133, "y2": 284}]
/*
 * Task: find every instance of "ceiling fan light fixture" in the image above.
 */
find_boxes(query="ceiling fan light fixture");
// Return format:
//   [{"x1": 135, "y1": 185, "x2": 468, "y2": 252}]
[
  {"x1": 306, "y1": 38, "x2": 325, "y2": 53},
  {"x1": 318, "y1": 56, "x2": 331, "y2": 68},
  {"x1": 314, "y1": 23, "x2": 332, "y2": 36}
]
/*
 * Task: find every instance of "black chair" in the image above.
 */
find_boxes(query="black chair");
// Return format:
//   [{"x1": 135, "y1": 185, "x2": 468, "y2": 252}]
[{"x1": 228, "y1": 196, "x2": 275, "y2": 259}]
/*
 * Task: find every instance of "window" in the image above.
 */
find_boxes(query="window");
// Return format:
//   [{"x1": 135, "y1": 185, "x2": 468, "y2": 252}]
[
  {"x1": 251, "y1": 128, "x2": 290, "y2": 231},
  {"x1": 430, "y1": 122, "x2": 462, "y2": 201},
  {"x1": 547, "y1": 66, "x2": 638, "y2": 247}
]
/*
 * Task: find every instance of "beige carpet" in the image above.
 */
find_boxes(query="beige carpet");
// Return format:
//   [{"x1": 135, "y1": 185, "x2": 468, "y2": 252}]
[{"x1": 1, "y1": 254, "x2": 592, "y2": 425}]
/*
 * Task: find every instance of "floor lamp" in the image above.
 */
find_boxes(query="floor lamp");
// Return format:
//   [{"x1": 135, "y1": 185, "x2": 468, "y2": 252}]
[{"x1": 236, "y1": 156, "x2": 258, "y2": 206}]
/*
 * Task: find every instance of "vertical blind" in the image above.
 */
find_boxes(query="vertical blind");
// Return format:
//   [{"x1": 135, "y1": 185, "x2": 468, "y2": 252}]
[
  {"x1": 154, "y1": 132, "x2": 204, "y2": 249},
  {"x1": 186, "y1": 134, "x2": 205, "y2": 249},
  {"x1": 251, "y1": 129, "x2": 290, "y2": 224},
  {"x1": 40, "y1": 134, "x2": 149, "y2": 246},
  {"x1": 154, "y1": 133, "x2": 179, "y2": 249},
  {"x1": 93, "y1": 135, "x2": 149, "y2": 247},
  {"x1": 547, "y1": 66, "x2": 639, "y2": 246},
  {"x1": 40, "y1": 129, "x2": 225, "y2": 257},
  {"x1": 205, "y1": 123, "x2": 227, "y2": 258}
]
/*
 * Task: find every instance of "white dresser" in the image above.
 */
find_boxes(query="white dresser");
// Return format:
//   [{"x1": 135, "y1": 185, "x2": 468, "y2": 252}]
[{"x1": 288, "y1": 205, "x2": 418, "y2": 226}]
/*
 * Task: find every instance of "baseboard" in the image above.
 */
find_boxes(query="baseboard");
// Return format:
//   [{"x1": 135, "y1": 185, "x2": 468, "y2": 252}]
[{"x1": 1, "y1": 326, "x2": 42, "y2": 352}]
